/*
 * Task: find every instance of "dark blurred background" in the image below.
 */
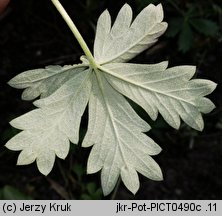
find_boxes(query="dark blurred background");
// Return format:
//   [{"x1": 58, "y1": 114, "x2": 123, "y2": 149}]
[{"x1": 0, "y1": 0, "x2": 221, "y2": 199}]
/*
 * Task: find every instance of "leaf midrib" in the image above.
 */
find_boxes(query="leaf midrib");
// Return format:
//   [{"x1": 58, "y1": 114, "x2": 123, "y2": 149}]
[
  {"x1": 100, "y1": 66, "x2": 195, "y2": 107},
  {"x1": 94, "y1": 72, "x2": 128, "y2": 167},
  {"x1": 100, "y1": 24, "x2": 162, "y2": 64},
  {"x1": 17, "y1": 64, "x2": 88, "y2": 86},
  {"x1": 35, "y1": 69, "x2": 92, "y2": 139}
]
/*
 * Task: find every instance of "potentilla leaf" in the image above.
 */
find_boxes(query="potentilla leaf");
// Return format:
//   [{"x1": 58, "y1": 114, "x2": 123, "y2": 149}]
[
  {"x1": 100, "y1": 63, "x2": 216, "y2": 131},
  {"x1": 94, "y1": 4, "x2": 167, "y2": 64},
  {"x1": 5, "y1": 3, "x2": 217, "y2": 196},
  {"x1": 6, "y1": 69, "x2": 92, "y2": 175},
  {"x1": 8, "y1": 63, "x2": 88, "y2": 100},
  {"x1": 83, "y1": 73, "x2": 162, "y2": 195}
]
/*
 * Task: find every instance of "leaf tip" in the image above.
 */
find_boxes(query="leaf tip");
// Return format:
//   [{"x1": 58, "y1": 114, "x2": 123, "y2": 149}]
[
  {"x1": 37, "y1": 164, "x2": 52, "y2": 176},
  {"x1": 7, "y1": 76, "x2": 22, "y2": 88},
  {"x1": 4, "y1": 140, "x2": 17, "y2": 151},
  {"x1": 33, "y1": 99, "x2": 43, "y2": 107},
  {"x1": 155, "y1": 170, "x2": 164, "y2": 181},
  {"x1": 196, "y1": 123, "x2": 204, "y2": 132},
  {"x1": 102, "y1": 189, "x2": 110, "y2": 196},
  {"x1": 122, "y1": 3, "x2": 131, "y2": 8},
  {"x1": 149, "y1": 163, "x2": 164, "y2": 181},
  {"x1": 201, "y1": 80, "x2": 217, "y2": 96},
  {"x1": 192, "y1": 116, "x2": 204, "y2": 132},
  {"x1": 9, "y1": 118, "x2": 17, "y2": 128},
  {"x1": 102, "y1": 9, "x2": 110, "y2": 18},
  {"x1": 211, "y1": 81, "x2": 217, "y2": 92},
  {"x1": 7, "y1": 78, "x2": 14, "y2": 87},
  {"x1": 41, "y1": 171, "x2": 50, "y2": 176},
  {"x1": 16, "y1": 160, "x2": 25, "y2": 166},
  {"x1": 210, "y1": 102, "x2": 216, "y2": 111},
  {"x1": 156, "y1": 3, "x2": 164, "y2": 22},
  {"x1": 156, "y1": 3, "x2": 163, "y2": 13},
  {"x1": 4, "y1": 142, "x2": 11, "y2": 150},
  {"x1": 16, "y1": 154, "x2": 36, "y2": 166}
]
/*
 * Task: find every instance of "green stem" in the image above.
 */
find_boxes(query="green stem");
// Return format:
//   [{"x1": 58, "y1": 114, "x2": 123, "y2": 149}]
[{"x1": 51, "y1": 0, "x2": 97, "y2": 69}]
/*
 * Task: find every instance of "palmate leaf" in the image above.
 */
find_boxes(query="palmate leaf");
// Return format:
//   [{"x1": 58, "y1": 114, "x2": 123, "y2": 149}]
[
  {"x1": 6, "y1": 69, "x2": 92, "y2": 175},
  {"x1": 94, "y1": 3, "x2": 167, "y2": 64},
  {"x1": 101, "y1": 62, "x2": 216, "y2": 131},
  {"x1": 83, "y1": 73, "x2": 162, "y2": 195},
  {"x1": 5, "y1": 3, "x2": 216, "y2": 195},
  {"x1": 8, "y1": 63, "x2": 88, "y2": 100},
  {"x1": 84, "y1": 62, "x2": 216, "y2": 194}
]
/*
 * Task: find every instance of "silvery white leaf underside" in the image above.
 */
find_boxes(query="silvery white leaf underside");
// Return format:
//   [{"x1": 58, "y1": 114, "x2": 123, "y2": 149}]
[{"x1": 5, "y1": 3, "x2": 216, "y2": 195}]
